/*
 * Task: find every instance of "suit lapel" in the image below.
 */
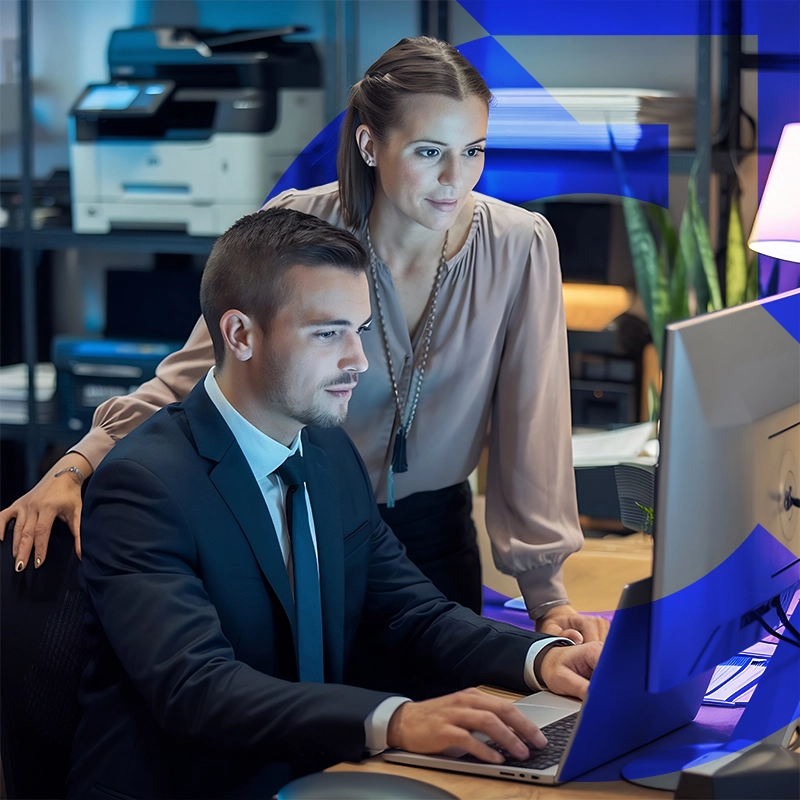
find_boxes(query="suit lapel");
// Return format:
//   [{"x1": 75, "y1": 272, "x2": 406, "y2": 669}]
[
  {"x1": 183, "y1": 385, "x2": 297, "y2": 643},
  {"x1": 303, "y1": 433, "x2": 345, "y2": 683}
]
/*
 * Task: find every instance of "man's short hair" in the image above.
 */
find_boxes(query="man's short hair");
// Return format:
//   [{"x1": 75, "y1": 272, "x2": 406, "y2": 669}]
[{"x1": 200, "y1": 207, "x2": 368, "y2": 365}]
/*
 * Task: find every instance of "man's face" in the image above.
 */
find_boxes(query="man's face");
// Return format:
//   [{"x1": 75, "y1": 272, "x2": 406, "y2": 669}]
[{"x1": 253, "y1": 265, "x2": 371, "y2": 442}]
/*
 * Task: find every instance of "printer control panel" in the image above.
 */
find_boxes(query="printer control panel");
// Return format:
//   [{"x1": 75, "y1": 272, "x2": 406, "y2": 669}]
[{"x1": 73, "y1": 80, "x2": 175, "y2": 118}]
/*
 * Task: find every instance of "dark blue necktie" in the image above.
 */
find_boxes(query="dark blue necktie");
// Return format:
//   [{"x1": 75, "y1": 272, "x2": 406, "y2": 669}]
[{"x1": 277, "y1": 452, "x2": 324, "y2": 683}]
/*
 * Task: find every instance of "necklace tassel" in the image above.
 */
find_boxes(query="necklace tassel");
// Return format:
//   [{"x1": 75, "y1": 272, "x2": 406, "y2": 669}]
[
  {"x1": 367, "y1": 227, "x2": 448, "y2": 512},
  {"x1": 391, "y1": 425, "x2": 408, "y2": 473}
]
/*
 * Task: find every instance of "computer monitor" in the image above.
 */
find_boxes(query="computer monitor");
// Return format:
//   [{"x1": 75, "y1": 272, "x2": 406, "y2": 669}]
[{"x1": 649, "y1": 288, "x2": 800, "y2": 694}]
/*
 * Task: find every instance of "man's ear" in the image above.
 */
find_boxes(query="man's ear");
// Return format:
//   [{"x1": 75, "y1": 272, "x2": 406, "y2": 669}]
[
  {"x1": 219, "y1": 310, "x2": 256, "y2": 362},
  {"x1": 355, "y1": 124, "x2": 377, "y2": 167}
]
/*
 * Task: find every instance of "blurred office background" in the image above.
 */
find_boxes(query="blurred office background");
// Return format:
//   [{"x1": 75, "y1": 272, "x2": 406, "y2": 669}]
[{"x1": 0, "y1": 0, "x2": 798, "y2": 505}]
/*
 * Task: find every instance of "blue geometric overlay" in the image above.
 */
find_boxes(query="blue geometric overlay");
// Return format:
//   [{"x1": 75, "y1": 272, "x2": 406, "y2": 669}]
[
  {"x1": 649, "y1": 524, "x2": 799, "y2": 694},
  {"x1": 458, "y1": 1, "x2": 726, "y2": 35},
  {"x1": 267, "y1": 36, "x2": 670, "y2": 207},
  {"x1": 268, "y1": 114, "x2": 342, "y2": 201},
  {"x1": 763, "y1": 289, "x2": 800, "y2": 344},
  {"x1": 567, "y1": 524, "x2": 799, "y2": 782}
]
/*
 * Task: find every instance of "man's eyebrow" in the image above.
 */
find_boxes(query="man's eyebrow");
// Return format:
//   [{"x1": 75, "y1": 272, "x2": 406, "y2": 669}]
[
  {"x1": 409, "y1": 137, "x2": 487, "y2": 147},
  {"x1": 305, "y1": 318, "x2": 353, "y2": 327}
]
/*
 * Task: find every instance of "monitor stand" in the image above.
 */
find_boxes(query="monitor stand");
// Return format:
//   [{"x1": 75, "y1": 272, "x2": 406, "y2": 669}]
[{"x1": 621, "y1": 634, "x2": 800, "y2": 792}]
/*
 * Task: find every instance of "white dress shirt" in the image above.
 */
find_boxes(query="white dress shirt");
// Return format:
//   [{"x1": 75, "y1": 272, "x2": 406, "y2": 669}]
[
  {"x1": 204, "y1": 369, "x2": 315, "y2": 589},
  {"x1": 203, "y1": 369, "x2": 571, "y2": 754}
]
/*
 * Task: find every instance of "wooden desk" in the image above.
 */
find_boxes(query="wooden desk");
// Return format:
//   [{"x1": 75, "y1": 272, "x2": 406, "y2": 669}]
[{"x1": 328, "y1": 755, "x2": 667, "y2": 799}]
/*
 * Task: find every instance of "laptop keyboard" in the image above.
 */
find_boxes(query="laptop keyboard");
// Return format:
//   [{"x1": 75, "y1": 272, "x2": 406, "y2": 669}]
[{"x1": 459, "y1": 711, "x2": 579, "y2": 771}]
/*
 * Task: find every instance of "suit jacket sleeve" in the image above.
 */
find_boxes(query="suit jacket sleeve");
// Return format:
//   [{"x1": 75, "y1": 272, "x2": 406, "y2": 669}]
[{"x1": 81, "y1": 455, "x2": 395, "y2": 764}]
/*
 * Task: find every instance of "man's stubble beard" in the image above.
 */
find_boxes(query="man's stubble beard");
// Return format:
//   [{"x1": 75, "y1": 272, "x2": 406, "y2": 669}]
[{"x1": 260, "y1": 355, "x2": 352, "y2": 430}]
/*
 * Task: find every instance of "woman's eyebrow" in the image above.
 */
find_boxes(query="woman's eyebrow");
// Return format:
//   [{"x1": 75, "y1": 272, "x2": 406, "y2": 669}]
[{"x1": 408, "y1": 137, "x2": 487, "y2": 147}]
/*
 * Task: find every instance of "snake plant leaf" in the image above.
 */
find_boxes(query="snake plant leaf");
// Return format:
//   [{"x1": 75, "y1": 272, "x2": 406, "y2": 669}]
[
  {"x1": 681, "y1": 181, "x2": 708, "y2": 314},
  {"x1": 745, "y1": 251, "x2": 759, "y2": 303},
  {"x1": 726, "y1": 192, "x2": 748, "y2": 308},
  {"x1": 621, "y1": 195, "x2": 661, "y2": 344},
  {"x1": 647, "y1": 379, "x2": 660, "y2": 423},
  {"x1": 652, "y1": 242, "x2": 672, "y2": 361},
  {"x1": 648, "y1": 204, "x2": 679, "y2": 267},
  {"x1": 669, "y1": 233, "x2": 690, "y2": 322},
  {"x1": 676, "y1": 193, "x2": 700, "y2": 315},
  {"x1": 687, "y1": 174, "x2": 723, "y2": 312},
  {"x1": 608, "y1": 128, "x2": 659, "y2": 349}
]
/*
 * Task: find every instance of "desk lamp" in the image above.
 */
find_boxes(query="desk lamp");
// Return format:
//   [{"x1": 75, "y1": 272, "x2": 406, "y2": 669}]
[{"x1": 748, "y1": 122, "x2": 800, "y2": 264}]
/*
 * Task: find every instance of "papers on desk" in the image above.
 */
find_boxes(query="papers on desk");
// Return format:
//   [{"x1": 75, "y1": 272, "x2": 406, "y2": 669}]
[
  {"x1": 0, "y1": 362, "x2": 57, "y2": 424},
  {"x1": 703, "y1": 636, "x2": 778, "y2": 707},
  {"x1": 572, "y1": 421, "x2": 658, "y2": 469},
  {"x1": 703, "y1": 587, "x2": 800, "y2": 707},
  {"x1": 703, "y1": 654, "x2": 770, "y2": 707},
  {"x1": 504, "y1": 425, "x2": 659, "y2": 611}
]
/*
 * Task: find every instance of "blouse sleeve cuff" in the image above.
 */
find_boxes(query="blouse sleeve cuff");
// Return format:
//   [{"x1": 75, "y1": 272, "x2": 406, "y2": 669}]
[
  {"x1": 68, "y1": 426, "x2": 117, "y2": 472},
  {"x1": 517, "y1": 563, "x2": 570, "y2": 620}
]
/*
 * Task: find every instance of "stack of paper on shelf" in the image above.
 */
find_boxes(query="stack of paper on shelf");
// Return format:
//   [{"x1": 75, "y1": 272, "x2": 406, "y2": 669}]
[
  {"x1": 487, "y1": 88, "x2": 696, "y2": 151},
  {"x1": 0, "y1": 362, "x2": 56, "y2": 424}
]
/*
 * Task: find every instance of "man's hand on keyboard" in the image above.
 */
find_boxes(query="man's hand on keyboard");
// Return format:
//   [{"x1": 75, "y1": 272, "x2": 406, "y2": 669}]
[
  {"x1": 386, "y1": 687, "x2": 548, "y2": 764},
  {"x1": 537, "y1": 641, "x2": 603, "y2": 700}
]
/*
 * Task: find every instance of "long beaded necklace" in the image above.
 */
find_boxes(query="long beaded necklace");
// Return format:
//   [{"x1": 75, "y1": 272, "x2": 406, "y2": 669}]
[{"x1": 365, "y1": 227, "x2": 449, "y2": 507}]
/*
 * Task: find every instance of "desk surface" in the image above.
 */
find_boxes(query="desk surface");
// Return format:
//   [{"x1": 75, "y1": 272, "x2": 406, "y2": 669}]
[{"x1": 328, "y1": 756, "x2": 667, "y2": 799}]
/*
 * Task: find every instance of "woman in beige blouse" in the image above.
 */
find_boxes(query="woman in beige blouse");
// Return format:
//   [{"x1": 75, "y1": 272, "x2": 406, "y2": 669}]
[{"x1": 1, "y1": 37, "x2": 607, "y2": 642}]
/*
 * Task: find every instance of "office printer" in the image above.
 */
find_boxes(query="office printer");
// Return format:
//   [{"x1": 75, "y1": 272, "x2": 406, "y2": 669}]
[{"x1": 69, "y1": 26, "x2": 323, "y2": 236}]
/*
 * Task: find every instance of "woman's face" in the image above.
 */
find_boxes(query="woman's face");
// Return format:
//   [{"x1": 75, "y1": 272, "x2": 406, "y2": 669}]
[{"x1": 360, "y1": 93, "x2": 489, "y2": 233}]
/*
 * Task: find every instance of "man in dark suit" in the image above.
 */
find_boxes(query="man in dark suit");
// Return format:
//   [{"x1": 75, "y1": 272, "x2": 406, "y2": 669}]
[{"x1": 68, "y1": 208, "x2": 600, "y2": 799}]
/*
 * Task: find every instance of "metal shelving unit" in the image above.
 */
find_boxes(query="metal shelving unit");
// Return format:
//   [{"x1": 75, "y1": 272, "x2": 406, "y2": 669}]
[
  {"x1": 6, "y1": 0, "x2": 795, "y2": 490},
  {"x1": 2, "y1": 0, "x2": 373, "y2": 490},
  {"x1": 1, "y1": 0, "x2": 221, "y2": 489},
  {"x1": 1, "y1": 228, "x2": 218, "y2": 256}
]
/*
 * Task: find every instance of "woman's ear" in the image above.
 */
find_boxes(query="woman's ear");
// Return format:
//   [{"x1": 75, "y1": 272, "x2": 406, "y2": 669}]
[{"x1": 355, "y1": 124, "x2": 376, "y2": 167}]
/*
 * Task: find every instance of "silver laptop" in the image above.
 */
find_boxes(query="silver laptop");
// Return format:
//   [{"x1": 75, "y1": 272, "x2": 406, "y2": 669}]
[{"x1": 383, "y1": 578, "x2": 710, "y2": 785}]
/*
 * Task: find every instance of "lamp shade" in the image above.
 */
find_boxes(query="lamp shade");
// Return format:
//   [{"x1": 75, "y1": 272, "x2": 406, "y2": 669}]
[{"x1": 748, "y1": 122, "x2": 800, "y2": 263}]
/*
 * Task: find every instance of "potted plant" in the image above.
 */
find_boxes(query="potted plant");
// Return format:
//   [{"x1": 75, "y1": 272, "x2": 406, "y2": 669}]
[{"x1": 609, "y1": 136, "x2": 761, "y2": 420}]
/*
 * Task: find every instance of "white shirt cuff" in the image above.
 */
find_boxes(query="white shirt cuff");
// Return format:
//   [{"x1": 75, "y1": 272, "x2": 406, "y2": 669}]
[
  {"x1": 363, "y1": 696, "x2": 412, "y2": 755},
  {"x1": 524, "y1": 637, "x2": 575, "y2": 691}
]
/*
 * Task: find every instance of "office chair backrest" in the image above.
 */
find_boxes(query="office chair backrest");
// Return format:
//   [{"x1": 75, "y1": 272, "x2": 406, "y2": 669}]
[{"x1": 1, "y1": 519, "x2": 88, "y2": 800}]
